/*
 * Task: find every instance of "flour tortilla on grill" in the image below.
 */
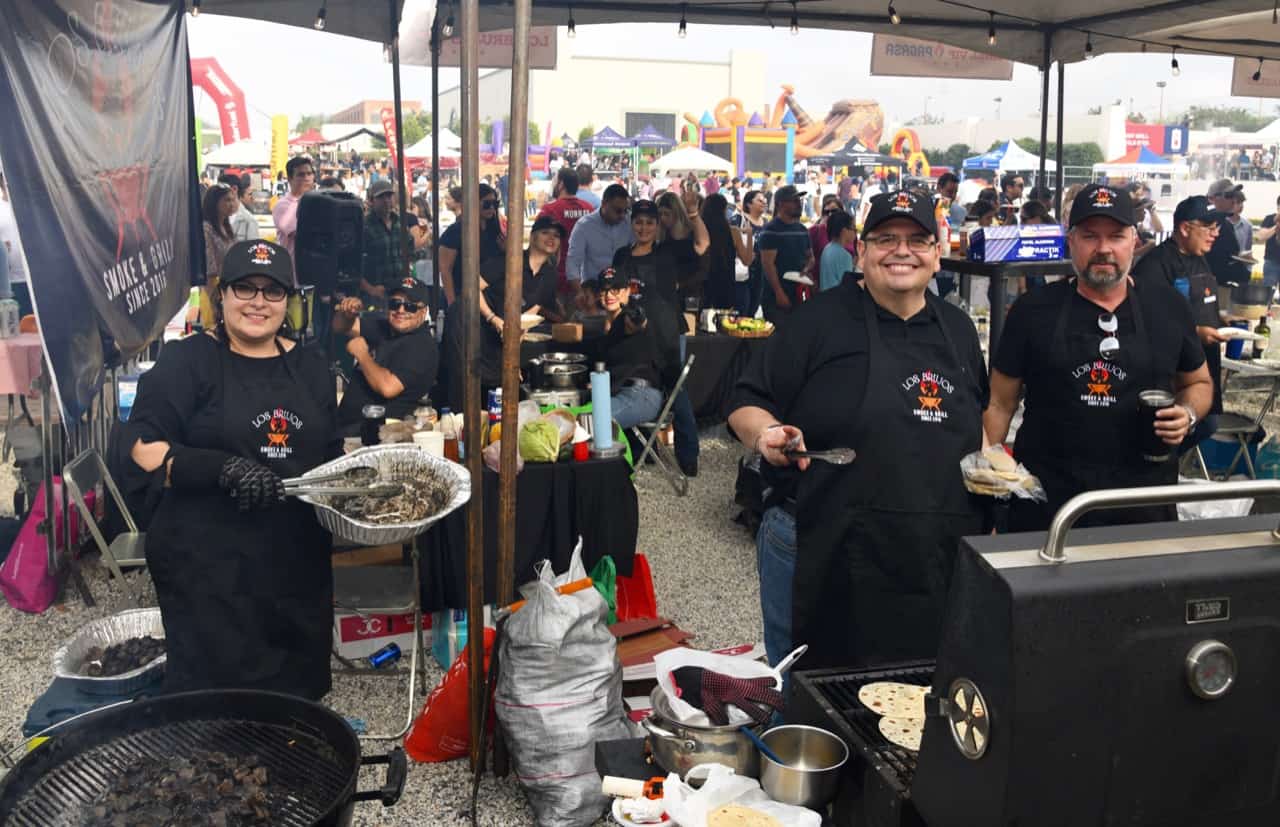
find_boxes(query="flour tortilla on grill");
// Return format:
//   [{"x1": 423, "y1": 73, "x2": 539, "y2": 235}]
[
  {"x1": 857, "y1": 682, "x2": 927, "y2": 718},
  {"x1": 879, "y1": 715, "x2": 924, "y2": 752},
  {"x1": 707, "y1": 804, "x2": 784, "y2": 827}
]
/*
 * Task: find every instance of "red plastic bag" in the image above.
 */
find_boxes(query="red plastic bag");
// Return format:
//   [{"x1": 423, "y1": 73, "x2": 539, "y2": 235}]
[
  {"x1": 404, "y1": 627, "x2": 495, "y2": 762},
  {"x1": 614, "y1": 553, "x2": 658, "y2": 622}
]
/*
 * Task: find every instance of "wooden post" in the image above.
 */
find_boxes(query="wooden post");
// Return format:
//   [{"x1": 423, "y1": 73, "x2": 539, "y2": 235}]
[
  {"x1": 389, "y1": 0, "x2": 411, "y2": 281},
  {"x1": 430, "y1": 17, "x2": 442, "y2": 316}
]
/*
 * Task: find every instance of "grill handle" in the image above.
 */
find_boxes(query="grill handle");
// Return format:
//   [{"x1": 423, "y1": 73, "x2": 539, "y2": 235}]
[
  {"x1": 1040, "y1": 480, "x2": 1280, "y2": 563},
  {"x1": 351, "y1": 746, "x2": 407, "y2": 806}
]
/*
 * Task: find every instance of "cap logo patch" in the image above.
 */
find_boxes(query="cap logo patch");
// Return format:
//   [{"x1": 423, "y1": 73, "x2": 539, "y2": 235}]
[
  {"x1": 893, "y1": 192, "x2": 913, "y2": 212},
  {"x1": 248, "y1": 243, "x2": 274, "y2": 266},
  {"x1": 402, "y1": 278, "x2": 416, "y2": 289},
  {"x1": 1092, "y1": 188, "x2": 1114, "y2": 208}
]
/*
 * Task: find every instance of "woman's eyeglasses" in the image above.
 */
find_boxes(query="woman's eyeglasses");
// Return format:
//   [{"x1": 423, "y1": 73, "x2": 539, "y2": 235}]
[
  {"x1": 481, "y1": 200, "x2": 499, "y2": 209},
  {"x1": 389, "y1": 299, "x2": 423, "y2": 313},
  {"x1": 228, "y1": 282, "x2": 288, "y2": 302},
  {"x1": 1097, "y1": 312, "x2": 1120, "y2": 358}
]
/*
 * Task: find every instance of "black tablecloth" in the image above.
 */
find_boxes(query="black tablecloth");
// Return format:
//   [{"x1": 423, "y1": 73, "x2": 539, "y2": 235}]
[
  {"x1": 685, "y1": 333, "x2": 768, "y2": 424},
  {"x1": 418, "y1": 456, "x2": 638, "y2": 611}
]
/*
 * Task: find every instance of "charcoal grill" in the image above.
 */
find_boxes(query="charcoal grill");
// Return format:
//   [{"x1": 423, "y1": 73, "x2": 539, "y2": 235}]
[
  {"x1": 0, "y1": 689, "x2": 405, "y2": 827},
  {"x1": 790, "y1": 662, "x2": 932, "y2": 827}
]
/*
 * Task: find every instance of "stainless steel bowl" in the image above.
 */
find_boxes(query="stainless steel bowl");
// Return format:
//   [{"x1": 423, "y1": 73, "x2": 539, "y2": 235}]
[
  {"x1": 295, "y1": 445, "x2": 471, "y2": 545},
  {"x1": 541, "y1": 352, "x2": 587, "y2": 365},
  {"x1": 543, "y1": 363, "x2": 587, "y2": 388},
  {"x1": 640, "y1": 686, "x2": 763, "y2": 779},
  {"x1": 52, "y1": 608, "x2": 166, "y2": 695},
  {"x1": 759, "y1": 724, "x2": 850, "y2": 809}
]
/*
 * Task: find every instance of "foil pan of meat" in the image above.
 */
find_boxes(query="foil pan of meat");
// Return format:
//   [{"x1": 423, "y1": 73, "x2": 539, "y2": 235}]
[{"x1": 52, "y1": 608, "x2": 167, "y2": 695}]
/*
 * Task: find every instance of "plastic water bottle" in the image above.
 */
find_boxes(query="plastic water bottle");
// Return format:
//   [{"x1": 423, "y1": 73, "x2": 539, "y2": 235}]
[{"x1": 590, "y1": 362, "x2": 612, "y2": 451}]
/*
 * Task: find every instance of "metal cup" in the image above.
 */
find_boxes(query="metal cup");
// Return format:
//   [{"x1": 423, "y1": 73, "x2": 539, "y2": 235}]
[
  {"x1": 361, "y1": 404, "x2": 387, "y2": 447},
  {"x1": 1137, "y1": 389, "x2": 1175, "y2": 463}
]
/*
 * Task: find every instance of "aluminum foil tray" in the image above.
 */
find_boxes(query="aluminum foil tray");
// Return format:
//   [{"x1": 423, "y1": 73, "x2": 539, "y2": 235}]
[
  {"x1": 51, "y1": 608, "x2": 166, "y2": 696},
  {"x1": 296, "y1": 444, "x2": 471, "y2": 545}
]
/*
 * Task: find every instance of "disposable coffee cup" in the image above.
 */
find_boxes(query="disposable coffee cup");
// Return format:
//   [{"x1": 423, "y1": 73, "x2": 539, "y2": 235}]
[{"x1": 1138, "y1": 389, "x2": 1175, "y2": 463}]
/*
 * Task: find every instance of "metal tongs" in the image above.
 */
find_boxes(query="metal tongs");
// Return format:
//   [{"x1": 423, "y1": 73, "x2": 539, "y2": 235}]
[{"x1": 283, "y1": 466, "x2": 403, "y2": 498}]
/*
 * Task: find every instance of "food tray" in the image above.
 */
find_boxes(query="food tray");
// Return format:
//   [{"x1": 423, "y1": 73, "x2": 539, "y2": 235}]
[
  {"x1": 51, "y1": 608, "x2": 166, "y2": 696},
  {"x1": 295, "y1": 444, "x2": 471, "y2": 545},
  {"x1": 721, "y1": 323, "x2": 774, "y2": 339}
]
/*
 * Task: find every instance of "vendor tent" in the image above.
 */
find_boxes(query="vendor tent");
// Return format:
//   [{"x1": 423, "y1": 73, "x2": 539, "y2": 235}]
[
  {"x1": 404, "y1": 136, "x2": 462, "y2": 160},
  {"x1": 808, "y1": 139, "x2": 902, "y2": 169},
  {"x1": 583, "y1": 126, "x2": 633, "y2": 150},
  {"x1": 649, "y1": 147, "x2": 734, "y2": 176},
  {"x1": 1092, "y1": 146, "x2": 1188, "y2": 179},
  {"x1": 203, "y1": 139, "x2": 271, "y2": 167},
  {"x1": 288, "y1": 128, "x2": 326, "y2": 147},
  {"x1": 629, "y1": 125, "x2": 675, "y2": 148},
  {"x1": 963, "y1": 140, "x2": 1058, "y2": 173}
]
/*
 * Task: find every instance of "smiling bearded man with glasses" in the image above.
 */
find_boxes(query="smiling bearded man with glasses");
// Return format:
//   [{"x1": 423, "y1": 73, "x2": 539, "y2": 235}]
[{"x1": 984, "y1": 184, "x2": 1212, "y2": 533}]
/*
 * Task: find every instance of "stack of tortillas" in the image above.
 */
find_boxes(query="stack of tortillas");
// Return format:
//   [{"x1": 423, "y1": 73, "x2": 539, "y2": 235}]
[
  {"x1": 707, "y1": 804, "x2": 783, "y2": 826},
  {"x1": 964, "y1": 447, "x2": 1034, "y2": 497},
  {"x1": 858, "y1": 682, "x2": 928, "y2": 752}
]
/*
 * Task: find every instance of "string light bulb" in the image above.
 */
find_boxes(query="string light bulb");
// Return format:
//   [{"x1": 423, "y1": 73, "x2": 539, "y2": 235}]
[
  {"x1": 1085, "y1": 32, "x2": 1094, "y2": 59},
  {"x1": 888, "y1": 3, "x2": 901, "y2": 25},
  {"x1": 1253, "y1": 58, "x2": 1264, "y2": 82},
  {"x1": 567, "y1": 6, "x2": 576, "y2": 37},
  {"x1": 790, "y1": 1, "x2": 799, "y2": 35},
  {"x1": 987, "y1": 12, "x2": 997, "y2": 46},
  {"x1": 314, "y1": 2, "x2": 327, "y2": 30},
  {"x1": 442, "y1": 8, "x2": 455, "y2": 38},
  {"x1": 1171, "y1": 46, "x2": 1180, "y2": 76},
  {"x1": 190, "y1": 0, "x2": 200, "y2": 16},
  {"x1": 678, "y1": 4, "x2": 687, "y2": 37}
]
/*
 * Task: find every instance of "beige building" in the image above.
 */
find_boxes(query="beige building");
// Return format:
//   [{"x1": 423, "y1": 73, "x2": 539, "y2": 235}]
[
  {"x1": 436, "y1": 30, "x2": 766, "y2": 146},
  {"x1": 330, "y1": 99, "x2": 423, "y2": 125}
]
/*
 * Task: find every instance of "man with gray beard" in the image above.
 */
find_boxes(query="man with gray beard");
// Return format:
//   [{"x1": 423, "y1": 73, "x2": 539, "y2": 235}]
[{"x1": 983, "y1": 184, "x2": 1212, "y2": 532}]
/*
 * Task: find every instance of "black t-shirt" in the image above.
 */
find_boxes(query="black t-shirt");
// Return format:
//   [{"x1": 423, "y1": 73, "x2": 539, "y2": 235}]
[
  {"x1": 1264, "y1": 213, "x2": 1279, "y2": 265},
  {"x1": 439, "y1": 220, "x2": 504, "y2": 293},
  {"x1": 586, "y1": 314, "x2": 662, "y2": 389},
  {"x1": 730, "y1": 282, "x2": 988, "y2": 503},
  {"x1": 612, "y1": 241, "x2": 700, "y2": 370},
  {"x1": 337, "y1": 313, "x2": 439, "y2": 425},
  {"x1": 1205, "y1": 215, "x2": 1248, "y2": 286},
  {"x1": 478, "y1": 252, "x2": 558, "y2": 316}
]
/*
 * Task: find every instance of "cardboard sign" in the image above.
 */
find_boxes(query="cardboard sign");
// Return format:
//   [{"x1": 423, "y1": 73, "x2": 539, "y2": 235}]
[
  {"x1": 871, "y1": 34, "x2": 1013, "y2": 81},
  {"x1": 1231, "y1": 57, "x2": 1280, "y2": 99}
]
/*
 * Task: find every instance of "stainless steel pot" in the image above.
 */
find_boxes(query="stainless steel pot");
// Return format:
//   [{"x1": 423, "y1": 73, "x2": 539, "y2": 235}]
[
  {"x1": 639, "y1": 687, "x2": 763, "y2": 779},
  {"x1": 543, "y1": 362, "x2": 587, "y2": 388},
  {"x1": 541, "y1": 351, "x2": 587, "y2": 365},
  {"x1": 759, "y1": 724, "x2": 849, "y2": 810}
]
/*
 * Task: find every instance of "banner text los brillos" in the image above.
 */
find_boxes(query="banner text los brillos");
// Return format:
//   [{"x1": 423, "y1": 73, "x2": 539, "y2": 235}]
[{"x1": 101, "y1": 238, "x2": 175, "y2": 315}]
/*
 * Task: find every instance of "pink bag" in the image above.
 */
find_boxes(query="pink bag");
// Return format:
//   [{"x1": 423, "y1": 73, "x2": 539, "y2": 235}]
[{"x1": 0, "y1": 478, "x2": 93, "y2": 613}]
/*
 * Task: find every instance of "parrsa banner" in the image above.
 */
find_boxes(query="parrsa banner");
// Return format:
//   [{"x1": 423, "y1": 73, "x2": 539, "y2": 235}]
[
  {"x1": 871, "y1": 34, "x2": 1014, "y2": 81},
  {"x1": 0, "y1": 0, "x2": 201, "y2": 421}
]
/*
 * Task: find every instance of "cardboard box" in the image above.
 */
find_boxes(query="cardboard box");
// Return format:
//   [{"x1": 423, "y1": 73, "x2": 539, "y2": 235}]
[
  {"x1": 333, "y1": 610, "x2": 432, "y2": 659},
  {"x1": 552, "y1": 322, "x2": 583, "y2": 343},
  {"x1": 967, "y1": 224, "x2": 1066, "y2": 262}
]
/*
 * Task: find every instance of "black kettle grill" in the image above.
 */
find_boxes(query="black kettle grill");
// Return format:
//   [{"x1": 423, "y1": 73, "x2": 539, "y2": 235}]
[{"x1": 0, "y1": 689, "x2": 405, "y2": 826}]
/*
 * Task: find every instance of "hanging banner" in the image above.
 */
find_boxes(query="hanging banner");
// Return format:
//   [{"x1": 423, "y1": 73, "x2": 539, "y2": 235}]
[
  {"x1": 397, "y1": 9, "x2": 558, "y2": 71},
  {"x1": 1231, "y1": 57, "x2": 1280, "y2": 99},
  {"x1": 0, "y1": 0, "x2": 201, "y2": 421},
  {"x1": 190, "y1": 56, "x2": 251, "y2": 144},
  {"x1": 870, "y1": 34, "x2": 1013, "y2": 81},
  {"x1": 380, "y1": 107, "x2": 401, "y2": 174}
]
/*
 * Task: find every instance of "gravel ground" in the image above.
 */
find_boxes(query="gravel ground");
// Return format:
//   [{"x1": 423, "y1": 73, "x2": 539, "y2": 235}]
[{"x1": 0, "y1": 427, "x2": 760, "y2": 826}]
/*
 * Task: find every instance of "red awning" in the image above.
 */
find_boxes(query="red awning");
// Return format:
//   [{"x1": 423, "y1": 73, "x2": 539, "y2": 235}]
[{"x1": 288, "y1": 129, "x2": 326, "y2": 147}]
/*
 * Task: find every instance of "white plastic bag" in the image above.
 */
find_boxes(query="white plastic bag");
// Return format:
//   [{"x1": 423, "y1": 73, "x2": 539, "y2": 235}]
[
  {"x1": 653, "y1": 649, "x2": 781, "y2": 727},
  {"x1": 662, "y1": 764, "x2": 821, "y2": 827}
]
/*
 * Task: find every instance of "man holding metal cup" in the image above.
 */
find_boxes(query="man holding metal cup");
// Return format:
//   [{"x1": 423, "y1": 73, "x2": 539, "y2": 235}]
[{"x1": 984, "y1": 184, "x2": 1213, "y2": 532}]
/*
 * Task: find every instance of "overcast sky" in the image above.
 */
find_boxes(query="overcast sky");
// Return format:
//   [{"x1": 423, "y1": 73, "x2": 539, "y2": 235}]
[{"x1": 186, "y1": 10, "x2": 1279, "y2": 142}]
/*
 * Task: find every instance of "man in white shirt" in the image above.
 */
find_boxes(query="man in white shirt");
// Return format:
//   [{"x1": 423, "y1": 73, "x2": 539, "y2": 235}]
[{"x1": 222, "y1": 173, "x2": 260, "y2": 242}]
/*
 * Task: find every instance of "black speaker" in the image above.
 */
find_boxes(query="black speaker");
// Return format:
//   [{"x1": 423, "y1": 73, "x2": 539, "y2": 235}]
[{"x1": 295, "y1": 191, "x2": 363, "y2": 295}]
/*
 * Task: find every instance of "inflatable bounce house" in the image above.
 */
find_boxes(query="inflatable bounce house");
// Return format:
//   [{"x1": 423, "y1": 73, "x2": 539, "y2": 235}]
[{"x1": 484, "y1": 118, "x2": 557, "y2": 178}]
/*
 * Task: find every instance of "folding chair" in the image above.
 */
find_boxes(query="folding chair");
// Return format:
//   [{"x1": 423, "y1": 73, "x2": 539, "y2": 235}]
[
  {"x1": 63, "y1": 449, "x2": 147, "y2": 606},
  {"x1": 330, "y1": 540, "x2": 426, "y2": 741},
  {"x1": 630, "y1": 354, "x2": 696, "y2": 497},
  {"x1": 1214, "y1": 412, "x2": 1261, "y2": 479}
]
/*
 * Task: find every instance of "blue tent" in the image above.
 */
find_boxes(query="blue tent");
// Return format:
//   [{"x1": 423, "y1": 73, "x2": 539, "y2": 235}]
[
  {"x1": 628, "y1": 124, "x2": 675, "y2": 148},
  {"x1": 582, "y1": 126, "x2": 633, "y2": 150},
  {"x1": 962, "y1": 139, "x2": 1056, "y2": 172}
]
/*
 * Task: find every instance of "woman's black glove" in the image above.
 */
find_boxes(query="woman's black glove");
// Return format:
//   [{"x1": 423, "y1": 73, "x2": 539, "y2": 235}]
[
  {"x1": 217, "y1": 456, "x2": 286, "y2": 512},
  {"x1": 671, "y1": 666, "x2": 784, "y2": 727}
]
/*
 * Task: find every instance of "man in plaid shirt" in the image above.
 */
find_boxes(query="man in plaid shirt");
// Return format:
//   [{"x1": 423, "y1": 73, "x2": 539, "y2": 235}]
[{"x1": 360, "y1": 179, "x2": 411, "y2": 305}]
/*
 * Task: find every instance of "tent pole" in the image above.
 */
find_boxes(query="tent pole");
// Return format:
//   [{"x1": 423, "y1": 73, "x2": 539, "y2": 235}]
[
  {"x1": 431, "y1": 16, "x2": 442, "y2": 317},
  {"x1": 1054, "y1": 58, "x2": 1066, "y2": 217},
  {"x1": 1037, "y1": 29, "x2": 1051, "y2": 192},
  {"x1": 390, "y1": 0, "x2": 409, "y2": 280},
  {"x1": 459, "y1": 0, "x2": 487, "y2": 772}
]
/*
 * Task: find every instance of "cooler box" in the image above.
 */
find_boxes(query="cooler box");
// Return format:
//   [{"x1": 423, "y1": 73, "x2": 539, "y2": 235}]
[
  {"x1": 967, "y1": 224, "x2": 1065, "y2": 263},
  {"x1": 333, "y1": 610, "x2": 433, "y2": 659}
]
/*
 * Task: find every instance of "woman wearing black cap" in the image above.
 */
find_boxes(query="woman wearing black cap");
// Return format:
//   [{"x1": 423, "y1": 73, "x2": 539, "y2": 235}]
[
  {"x1": 442, "y1": 215, "x2": 562, "y2": 409},
  {"x1": 590, "y1": 267, "x2": 664, "y2": 429},
  {"x1": 128, "y1": 240, "x2": 341, "y2": 700}
]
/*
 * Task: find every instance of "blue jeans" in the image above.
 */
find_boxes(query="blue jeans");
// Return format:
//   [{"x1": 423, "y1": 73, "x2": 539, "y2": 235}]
[
  {"x1": 1264, "y1": 260, "x2": 1280, "y2": 290},
  {"x1": 756, "y1": 505, "x2": 797, "y2": 671},
  {"x1": 672, "y1": 335, "x2": 699, "y2": 465},
  {"x1": 610, "y1": 383, "x2": 663, "y2": 430}
]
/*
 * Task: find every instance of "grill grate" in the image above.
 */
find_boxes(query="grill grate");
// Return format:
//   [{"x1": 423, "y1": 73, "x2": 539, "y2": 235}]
[
  {"x1": 5, "y1": 717, "x2": 352, "y2": 827},
  {"x1": 801, "y1": 661, "x2": 935, "y2": 799}
]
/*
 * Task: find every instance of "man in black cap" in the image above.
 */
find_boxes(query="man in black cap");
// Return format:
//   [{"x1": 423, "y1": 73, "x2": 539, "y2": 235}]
[
  {"x1": 985, "y1": 184, "x2": 1212, "y2": 532},
  {"x1": 1132, "y1": 195, "x2": 1227, "y2": 447},
  {"x1": 1205, "y1": 178, "x2": 1250, "y2": 287},
  {"x1": 757, "y1": 184, "x2": 812, "y2": 324},
  {"x1": 728, "y1": 190, "x2": 987, "y2": 670},
  {"x1": 359, "y1": 178, "x2": 410, "y2": 305},
  {"x1": 333, "y1": 276, "x2": 438, "y2": 429}
]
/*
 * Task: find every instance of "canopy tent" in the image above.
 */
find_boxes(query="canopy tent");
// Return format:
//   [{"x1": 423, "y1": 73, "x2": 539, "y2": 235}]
[
  {"x1": 288, "y1": 128, "x2": 326, "y2": 147},
  {"x1": 963, "y1": 140, "x2": 1058, "y2": 172},
  {"x1": 1100, "y1": 146, "x2": 1171, "y2": 166},
  {"x1": 649, "y1": 147, "x2": 735, "y2": 176},
  {"x1": 582, "y1": 126, "x2": 633, "y2": 150},
  {"x1": 435, "y1": 126, "x2": 464, "y2": 150},
  {"x1": 1093, "y1": 146, "x2": 1187, "y2": 178},
  {"x1": 807, "y1": 139, "x2": 903, "y2": 169},
  {"x1": 197, "y1": 0, "x2": 404, "y2": 44},
  {"x1": 404, "y1": 135, "x2": 462, "y2": 160},
  {"x1": 202, "y1": 139, "x2": 271, "y2": 167},
  {"x1": 629, "y1": 124, "x2": 675, "y2": 148}
]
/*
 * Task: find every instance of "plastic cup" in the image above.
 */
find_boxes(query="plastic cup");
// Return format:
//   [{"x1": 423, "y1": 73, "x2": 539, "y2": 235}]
[{"x1": 414, "y1": 430, "x2": 445, "y2": 457}]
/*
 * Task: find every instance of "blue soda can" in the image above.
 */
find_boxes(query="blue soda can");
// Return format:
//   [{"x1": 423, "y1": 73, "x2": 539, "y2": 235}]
[{"x1": 368, "y1": 642, "x2": 402, "y2": 669}]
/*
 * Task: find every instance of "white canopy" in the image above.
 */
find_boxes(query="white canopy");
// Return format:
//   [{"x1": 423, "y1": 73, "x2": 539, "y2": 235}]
[
  {"x1": 202, "y1": 139, "x2": 271, "y2": 167},
  {"x1": 649, "y1": 147, "x2": 734, "y2": 176},
  {"x1": 436, "y1": 127, "x2": 464, "y2": 150},
  {"x1": 404, "y1": 136, "x2": 462, "y2": 160}
]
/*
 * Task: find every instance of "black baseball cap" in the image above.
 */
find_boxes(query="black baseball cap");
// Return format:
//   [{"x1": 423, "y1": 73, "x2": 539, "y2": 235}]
[
  {"x1": 530, "y1": 214, "x2": 566, "y2": 238},
  {"x1": 369, "y1": 179, "x2": 394, "y2": 198},
  {"x1": 389, "y1": 277, "x2": 429, "y2": 306},
  {"x1": 597, "y1": 267, "x2": 629, "y2": 291},
  {"x1": 221, "y1": 240, "x2": 294, "y2": 290},
  {"x1": 1173, "y1": 195, "x2": 1218, "y2": 226},
  {"x1": 861, "y1": 190, "x2": 938, "y2": 238},
  {"x1": 630, "y1": 199, "x2": 659, "y2": 219},
  {"x1": 774, "y1": 185, "x2": 806, "y2": 203},
  {"x1": 1067, "y1": 184, "x2": 1135, "y2": 229}
]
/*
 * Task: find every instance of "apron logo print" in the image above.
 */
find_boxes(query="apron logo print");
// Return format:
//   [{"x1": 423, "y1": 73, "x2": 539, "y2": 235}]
[
  {"x1": 903, "y1": 370, "x2": 953, "y2": 423},
  {"x1": 253, "y1": 407, "x2": 303, "y2": 460},
  {"x1": 266, "y1": 415, "x2": 290, "y2": 447},
  {"x1": 1072, "y1": 360, "x2": 1125, "y2": 407},
  {"x1": 918, "y1": 378, "x2": 943, "y2": 410},
  {"x1": 1086, "y1": 366, "x2": 1112, "y2": 397}
]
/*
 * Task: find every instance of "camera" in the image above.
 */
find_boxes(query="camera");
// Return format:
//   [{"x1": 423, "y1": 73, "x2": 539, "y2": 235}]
[{"x1": 621, "y1": 303, "x2": 646, "y2": 328}]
